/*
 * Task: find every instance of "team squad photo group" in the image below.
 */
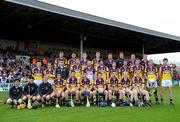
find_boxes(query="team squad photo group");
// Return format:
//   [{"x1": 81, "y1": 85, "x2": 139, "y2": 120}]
[{"x1": 7, "y1": 51, "x2": 175, "y2": 109}]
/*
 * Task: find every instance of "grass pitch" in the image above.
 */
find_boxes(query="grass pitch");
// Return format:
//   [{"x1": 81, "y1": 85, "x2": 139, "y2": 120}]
[{"x1": 0, "y1": 86, "x2": 180, "y2": 122}]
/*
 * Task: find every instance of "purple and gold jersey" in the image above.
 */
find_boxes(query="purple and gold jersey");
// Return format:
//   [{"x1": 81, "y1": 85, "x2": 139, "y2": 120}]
[
  {"x1": 92, "y1": 58, "x2": 101, "y2": 70},
  {"x1": 92, "y1": 58, "x2": 100, "y2": 65},
  {"x1": 80, "y1": 59, "x2": 88, "y2": 69},
  {"x1": 96, "y1": 65, "x2": 109, "y2": 79},
  {"x1": 44, "y1": 68, "x2": 54, "y2": 80},
  {"x1": 32, "y1": 67, "x2": 43, "y2": 80},
  {"x1": 94, "y1": 78, "x2": 106, "y2": 88},
  {"x1": 52, "y1": 78, "x2": 65, "y2": 91},
  {"x1": 172, "y1": 64, "x2": 176, "y2": 70},
  {"x1": 55, "y1": 57, "x2": 67, "y2": 65},
  {"x1": 145, "y1": 66, "x2": 158, "y2": 80},
  {"x1": 71, "y1": 65, "x2": 82, "y2": 78},
  {"x1": 67, "y1": 77, "x2": 79, "y2": 90},
  {"x1": 128, "y1": 60, "x2": 135, "y2": 68},
  {"x1": 120, "y1": 78, "x2": 131, "y2": 87},
  {"x1": 84, "y1": 66, "x2": 95, "y2": 81},
  {"x1": 68, "y1": 58, "x2": 76, "y2": 68},
  {"x1": 106, "y1": 59, "x2": 114, "y2": 68},
  {"x1": 159, "y1": 65, "x2": 172, "y2": 81},
  {"x1": 119, "y1": 66, "x2": 131, "y2": 78},
  {"x1": 80, "y1": 78, "x2": 92, "y2": 90},
  {"x1": 109, "y1": 67, "x2": 119, "y2": 78},
  {"x1": 84, "y1": 67, "x2": 95, "y2": 74},
  {"x1": 132, "y1": 77, "x2": 144, "y2": 89},
  {"x1": 131, "y1": 65, "x2": 144, "y2": 78},
  {"x1": 108, "y1": 77, "x2": 119, "y2": 90}
]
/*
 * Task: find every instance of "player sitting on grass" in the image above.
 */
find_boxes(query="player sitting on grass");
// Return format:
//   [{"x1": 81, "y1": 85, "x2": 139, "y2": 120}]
[
  {"x1": 7, "y1": 79, "x2": 23, "y2": 109},
  {"x1": 22, "y1": 76, "x2": 38, "y2": 109},
  {"x1": 37, "y1": 76, "x2": 52, "y2": 108},
  {"x1": 132, "y1": 72, "x2": 151, "y2": 106},
  {"x1": 65, "y1": 71, "x2": 80, "y2": 106},
  {"x1": 51, "y1": 73, "x2": 66, "y2": 108},
  {"x1": 108, "y1": 72, "x2": 120, "y2": 105},
  {"x1": 119, "y1": 73, "x2": 134, "y2": 106},
  {"x1": 79, "y1": 72, "x2": 93, "y2": 106},
  {"x1": 93, "y1": 72, "x2": 108, "y2": 104}
]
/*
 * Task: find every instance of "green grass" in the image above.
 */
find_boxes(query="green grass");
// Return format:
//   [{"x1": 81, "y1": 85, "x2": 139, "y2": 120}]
[{"x1": 0, "y1": 87, "x2": 180, "y2": 122}]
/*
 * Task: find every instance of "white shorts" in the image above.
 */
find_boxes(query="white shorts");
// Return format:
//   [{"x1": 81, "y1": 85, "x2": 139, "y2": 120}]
[
  {"x1": 161, "y1": 80, "x2": 172, "y2": 87},
  {"x1": 147, "y1": 79, "x2": 157, "y2": 88},
  {"x1": 48, "y1": 80, "x2": 54, "y2": 84},
  {"x1": 87, "y1": 75, "x2": 94, "y2": 83},
  {"x1": 34, "y1": 80, "x2": 42, "y2": 86}
]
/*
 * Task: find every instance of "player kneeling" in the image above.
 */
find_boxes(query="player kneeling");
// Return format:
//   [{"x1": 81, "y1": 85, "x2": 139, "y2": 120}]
[
  {"x1": 37, "y1": 76, "x2": 52, "y2": 108},
  {"x1": 119, "y1": 73, "x2": 134, "y2": 106},
  {"x1": 108, "y1": 72, "x2": 120, "y2": 107},
  {"x1": 51, "y1": 73, "x2": 66, "y2": 108},
  {"x1": 132, "y1": 72, "x2": 151, "y2": 107},
  {"x1": 93, "y1": 73, "x2": 108, "y2": 105},
  {"x1": 65, "y1": 71, "x2": 80, "y2": 107},
  {"x1": 7, "y1": 79, "x2": 23, "y2": 109},
  {"x1": 22, "y1": 76, "x2": 38, "y2": 109},
  {"x1": 80, "y1": 72, "x2": 93, "y2": 107}
]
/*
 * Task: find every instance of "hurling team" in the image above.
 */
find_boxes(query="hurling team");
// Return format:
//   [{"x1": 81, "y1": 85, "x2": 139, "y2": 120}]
[{"x1": 7, "y1": 51, "x2": 175, "y2": 109}]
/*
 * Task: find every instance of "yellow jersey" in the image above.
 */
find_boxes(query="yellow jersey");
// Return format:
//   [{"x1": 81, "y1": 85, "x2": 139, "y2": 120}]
[{"x1": 159, "y1": 65, "x2": 172, "y2": 81}]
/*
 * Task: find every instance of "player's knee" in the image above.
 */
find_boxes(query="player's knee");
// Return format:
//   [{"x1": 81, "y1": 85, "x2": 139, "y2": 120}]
[
  {"x1": 7, "y1": 98, "x2": 12, "y2": 104},
  {"x1": 108, "y1": 90, "x2": 112, "y2": 94},
  {"x1": 37, "y1": 95, "x2": 41, "y2": 100},
  {"x1": 32, "y1": 96, "x2": 37, "y2": 101},
  {"x1": 18, "y1": 99, "x2": 22, "y2": 104},
  {"x1": 46, "y1": 95, "x2": 50, "y2": 100},
  {"x1": 13, "y1": 99, "x2": 17, "y2": 103},
  {"x1": 42, "y1": 95, "x2": 47, "y2": 99},
  {"x1": 22, "y1": 96, "x2": 27, "y2": 101}
]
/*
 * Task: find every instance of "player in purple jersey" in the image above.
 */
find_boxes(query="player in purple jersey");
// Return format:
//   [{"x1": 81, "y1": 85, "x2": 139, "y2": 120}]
[
  {"x1": 51, "y1": 73, "x2": 66, "y2": 108},
  {"x1": 83, "y1": 61, "x2": 95, "y2": 82}
]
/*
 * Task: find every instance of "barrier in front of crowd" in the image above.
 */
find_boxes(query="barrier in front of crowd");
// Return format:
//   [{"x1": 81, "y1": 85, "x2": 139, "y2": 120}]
[
  {"x1": 0, "y1": 83, "x2": 26, "y2": 92},
  {"x1": 0, "y1": 80, "x2": 179, "y2": 92}
]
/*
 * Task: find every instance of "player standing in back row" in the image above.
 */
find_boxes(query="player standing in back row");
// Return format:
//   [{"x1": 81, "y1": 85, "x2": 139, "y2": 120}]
[{"x1": 159, "y1": 58, "x2": 174, "y2": 105}]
